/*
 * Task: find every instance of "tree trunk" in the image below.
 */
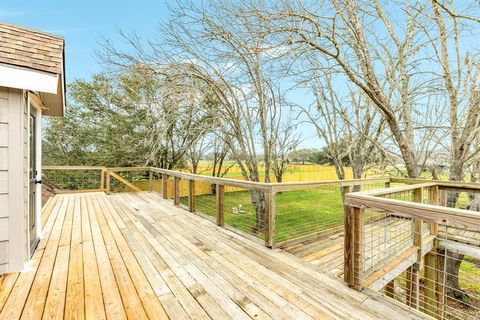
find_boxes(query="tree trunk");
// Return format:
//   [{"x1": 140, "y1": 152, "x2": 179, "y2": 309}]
[
  {"x1": 444, "y1": 162, "x2": 467, "y2": 299},
  {"x1": 250, "y1": 190, "x2": 265, "y2": 231},
  {"x1": 437, "y1": 249, "x2": 466, "y2": 300},
  {"x1": 352, "y1": 165, "x2": 363, "y2": 192}
]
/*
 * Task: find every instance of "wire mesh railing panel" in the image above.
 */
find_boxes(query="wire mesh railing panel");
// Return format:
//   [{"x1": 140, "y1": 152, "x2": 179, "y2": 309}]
[
  {"x1": 362, "y1": 210, "x2": 414, "y2": 277},
  {"x1": 43, "y1": 168, "x2": 103, "y2": 191},
  {"x1": 108, "y1": 170, "x2": 149, "y2": 193},
  {"x1": 178, "y1": 178, "x2": 189, "y2": 210},
  {"x1": 193, "y1": 181, "x2": 217, "y2": 217},
  {"x1": 275, "y1": 186, "x2": 345, "y2": 244},
  {"x1": 382, "y1": 225, "x2": 480, "y2": 320},
  {"x1": 223, "y1": 187, "x2": 266, "y2": 241},
  {"x1": 359, "y1": 182, "x2": 391, "y2": 192},
  {"x1": 148, "y1": 172, "x2": 164, "y2": 194}
]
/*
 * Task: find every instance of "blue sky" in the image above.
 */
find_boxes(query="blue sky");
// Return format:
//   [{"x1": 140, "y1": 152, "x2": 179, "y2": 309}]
[
  {"x1": 0, "y1": 0, "x2": 173, "y2": 82},
  {"x1": 0, "y1": 0, "x2": 322, "y2": 148}
]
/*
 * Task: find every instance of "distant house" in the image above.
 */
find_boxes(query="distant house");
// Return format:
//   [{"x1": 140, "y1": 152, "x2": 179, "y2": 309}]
[{"x1": 0, "y1": 22, "x2": 65, "y2": 274}]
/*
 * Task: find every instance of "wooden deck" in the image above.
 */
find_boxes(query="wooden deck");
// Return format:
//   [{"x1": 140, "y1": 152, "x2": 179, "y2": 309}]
[
  {"x1": 283, "y1": 218, "x2": 480, "y2": 288},
  {"x1": 0, "y1": 192, "x2": 432, "y2": 320}
]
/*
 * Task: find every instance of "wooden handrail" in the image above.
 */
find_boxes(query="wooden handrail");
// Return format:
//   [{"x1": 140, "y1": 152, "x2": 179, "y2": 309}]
[
  {"x1": 345, "y1": 191, "x2": 480, "y2": 232},
  {"x1": 269, "y1": 178, "x2": 391, "y2": 192},
  {"x1": 150, "y1": 167, "x2": 271, "y2": 191},
  {"x1": 356, "y1": 182, "x2": 437, "y2": 197},
  {"x1": 43, "y1": 166, "x2": 106, "y2": 170}
]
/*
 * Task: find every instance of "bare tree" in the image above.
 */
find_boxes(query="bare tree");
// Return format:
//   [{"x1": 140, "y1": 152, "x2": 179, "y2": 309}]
[
  {"x1": 186, "y1": 134, "x2": 212, "y2": 174},
  {"x1": 298, "y1": 70, "x2": 385, "y2": 184},
  {"x1": 142, "y1": 1, "x2": 292, "y2": 230},
  {"x1": 271, "y1": 122, "x2": 301, "y2": 183},
  {"x1": 249, "y1": 0, "x2": 444, "y2": 178},
  {"x1": 426, "y1": 0, "x2": 480, "y2": 299}
]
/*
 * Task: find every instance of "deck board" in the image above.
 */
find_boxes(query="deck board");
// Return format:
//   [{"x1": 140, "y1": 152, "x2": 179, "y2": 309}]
[{"x1": 0, "y1": 192, "x2": 432, "y2": 319}]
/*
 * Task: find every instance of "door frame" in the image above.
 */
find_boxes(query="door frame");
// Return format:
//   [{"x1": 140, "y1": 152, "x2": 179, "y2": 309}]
[{"x1": 28, "y1": 94, "x2": 42, "y2": 255}]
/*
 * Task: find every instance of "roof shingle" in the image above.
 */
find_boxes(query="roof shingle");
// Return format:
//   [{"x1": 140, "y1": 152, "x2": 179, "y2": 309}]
[{"x1": 0, "y1": 22, "x2": 64, "y2": 74}]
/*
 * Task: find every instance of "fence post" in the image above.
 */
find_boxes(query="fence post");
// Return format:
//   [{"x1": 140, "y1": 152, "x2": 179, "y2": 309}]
[
  {"x1": 216, "y1": 184, "x2": 224, "y2": 227},
  {"x1": 162, "y1": 173, "x2": 168, "y2": 199},
  {"x1": 173, "y1": 177, "x2": 180, "y2": 205},
  {"x1": 188, "y1": 179, "x2": 196, "y2": 212},
  {"x1": 265, "y1": 189, "x2": 276, "y2": 248},
  {"x1": 148, "y1": 169, "x2": 153, "y2": 192},
  {"x1": 106, "y1": 171, "x2": 111, "y2": 195},
  {"x1": 384, "y1": 180, "x2": 391, "y2": 188}
]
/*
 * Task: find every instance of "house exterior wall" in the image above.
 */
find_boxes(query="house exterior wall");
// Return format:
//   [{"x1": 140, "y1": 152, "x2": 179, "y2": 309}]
[{"x1": 0, "y1": 86, "x2": 29, "y2": 274}]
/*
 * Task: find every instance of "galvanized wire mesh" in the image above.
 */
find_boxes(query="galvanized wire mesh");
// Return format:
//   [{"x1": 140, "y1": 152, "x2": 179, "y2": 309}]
[
  {"x1": 109, "y1": 170, "x2": 150, "y2": 193},
  {"x1": 275, "y1": 182, "x2": 391, "y2": 245},
  {"x1": 42, "y1": 168, "x2": 103, "y2": 191},
  {"x1": 223, "y1": 187, "x2": 266, "y2": 241},
  {"x1": 381, "y1": 225, "x2": 480, "y2": 320}
]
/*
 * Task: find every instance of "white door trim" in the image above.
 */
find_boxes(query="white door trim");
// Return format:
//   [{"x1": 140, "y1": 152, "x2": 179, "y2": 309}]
[{"x1": 28, "y1": 95, "x2": 42, "y2": 255}]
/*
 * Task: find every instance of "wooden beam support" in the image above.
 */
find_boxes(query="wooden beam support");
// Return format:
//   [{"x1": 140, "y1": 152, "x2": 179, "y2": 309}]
[
  {"x1": 109, "y1": 172, "x2": 142, "y2": 192},
  {"x1": 423, "y1": 251, "x2": 436, "y2": 317},
  {"x1": 188, "y1": 180, "x2": 196, "y2": 212},
  {"x1": 352, "y1": 207, "x2": 364, "y2": 291},
  {"x1": 265, "y1": 191, "x2": 276, "y2": 248},
  {"x1": 162, "y1": 174, "x2": 168, "y2": 199},
  {"x1": 216, "y1": 184, "x2": 224, "y2": 227},
  {"x1": 344, "y1": 205, "x2": 355, "y2": 286},
  {"x1": 406, "y1": 265, "x2": 419, "y2": 308},
  {"x1": 173, "y1": 177, "x2": 180, "y2": 205}
]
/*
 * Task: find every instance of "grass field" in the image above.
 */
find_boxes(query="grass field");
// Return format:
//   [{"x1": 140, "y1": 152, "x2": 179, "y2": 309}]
[{"x1": 181, "y1": 187, "x2": 347, "y2": 243}]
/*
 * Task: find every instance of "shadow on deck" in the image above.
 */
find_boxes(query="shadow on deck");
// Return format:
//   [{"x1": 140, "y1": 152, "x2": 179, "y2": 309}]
[{"x1": 0, "y1": 191, "x2": 431, "y2": 319}]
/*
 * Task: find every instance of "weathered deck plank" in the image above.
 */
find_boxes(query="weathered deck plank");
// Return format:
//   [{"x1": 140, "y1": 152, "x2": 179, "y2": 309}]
[{"x1": 0, "y1": 192, "x2": 432, "y2": 320}]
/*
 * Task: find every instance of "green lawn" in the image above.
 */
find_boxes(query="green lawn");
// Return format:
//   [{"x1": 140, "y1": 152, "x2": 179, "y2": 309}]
[{"x1": 181, "y1": 187, "x2": 346, "y2": 243}]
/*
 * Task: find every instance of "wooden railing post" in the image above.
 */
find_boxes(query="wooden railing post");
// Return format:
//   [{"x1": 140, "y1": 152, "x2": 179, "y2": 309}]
[
  {"x1": 173, "y1": 177, "x2": 180, "y2": 205},
  {"x1": 188, "y1": 180, "x2": 196, "y2": 212},
  {"x1": 148, "y1": 169, "x2": 153, "y2": 192},
  {"x1": 106, "y1": 171, "x2": 111, "y2": 195},
  {"x1": 430, "y1": 185, "x2": 439, "y2": 235},
  {"x1": 352, "y1": 206, "x2": 364, "y2": 291},
  {"x1": 344, "y1": 204, "x2": 365, "y2": 291},
  {"x1": 216, "y1": 184, "x2": 224, "y2": 227},
  {"x1": 265, "y1": 190, "x2": 276, "y2": 248},
  {"x1": 100, "y1": 168, "x2": 106, "y2": 191},
  {"x1": 384, "y1": 180, "x2": 391, "y2": 188},
  {"x1": 344, "y1": 204, "x2": 355, "y2": 287},
  {"x1": 162, "y1": 173, "x2": 168, "y2": 199}
]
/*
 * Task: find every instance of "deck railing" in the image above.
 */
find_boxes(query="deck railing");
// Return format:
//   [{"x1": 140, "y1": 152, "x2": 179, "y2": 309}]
[
  {"x1": 43, "y1": 166, "x2": 480, "y2": 319},
  {"x1": 344, "y1": 179, "x2": 480, "y2": 320},
  {"x1": 42, "y1": 166, "x2": 392, "y2": 248}
]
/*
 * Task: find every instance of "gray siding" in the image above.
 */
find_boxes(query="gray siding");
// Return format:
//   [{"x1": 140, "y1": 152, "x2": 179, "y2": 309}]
[
  {"x1": 0, "y1": 86, "x2": 28, "y2": 274},
  {"x1": 0, "y1": 87, "x2": 9, "y2": 273}
]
